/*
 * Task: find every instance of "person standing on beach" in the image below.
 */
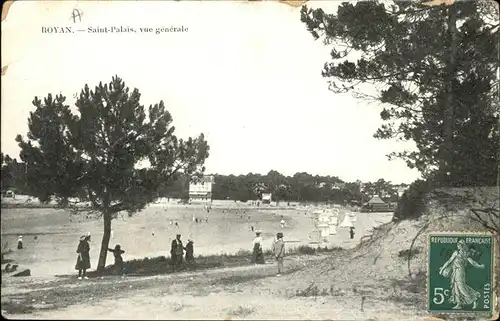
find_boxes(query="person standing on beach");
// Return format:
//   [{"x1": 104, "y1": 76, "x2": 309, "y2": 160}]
[
  {"x1": 349, "y1": 227, "x2": 355, "y2": 239},
  {"x1": 251, "y1": 231, "x2": 265, "y2": 264},
  {"x1": 184, "y1": 239, "x2": 195, "y2": 267},
  {"x1": 272, "y1": 232, "x2": 285, "y2": 276},
  {"x1": 170, "y1": 234, "x2": 184, "y2": 270},
  {"x1": 75, "y1": 234, "x2": 91, "y2": 280},
  {"x1": 17, "y1": 236, "x2": 23, "y2": 250}
]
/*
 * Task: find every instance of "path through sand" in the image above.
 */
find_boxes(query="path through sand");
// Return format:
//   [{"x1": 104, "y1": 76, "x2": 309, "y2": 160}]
[{"x1": 2, "y1": 254, "x2": 426, "y2": 320}]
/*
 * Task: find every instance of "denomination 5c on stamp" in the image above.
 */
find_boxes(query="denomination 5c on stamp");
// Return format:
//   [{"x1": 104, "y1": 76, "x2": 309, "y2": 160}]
[{"x1": 427, "y1": 232, "x2": 497, "y2": 316}]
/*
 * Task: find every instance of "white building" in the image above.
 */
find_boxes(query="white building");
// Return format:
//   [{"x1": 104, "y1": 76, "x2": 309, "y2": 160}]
[
  {"x1": 188, "y1": 175, "x2": 214, "y2": 203},
  {"x1": 395, "y1": 185, "x2": 410, "y2": 197},
  {"x1": 261, "y1": 193, "x2": 272, "y2": 204}
]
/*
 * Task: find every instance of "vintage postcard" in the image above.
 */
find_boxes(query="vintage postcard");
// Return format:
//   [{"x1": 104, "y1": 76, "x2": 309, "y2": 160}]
[{"x1": 1, "y1": 0, "x2": 499, "y2": 320}]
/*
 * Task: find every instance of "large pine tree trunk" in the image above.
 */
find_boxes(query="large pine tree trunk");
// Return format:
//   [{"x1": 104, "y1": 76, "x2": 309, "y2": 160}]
[
  {"x1": 97, "y1": 212, "x2": 112, "y2": 272},
  {"x1": 440, "y1": 5, "x2": 458, "y2": 184}
]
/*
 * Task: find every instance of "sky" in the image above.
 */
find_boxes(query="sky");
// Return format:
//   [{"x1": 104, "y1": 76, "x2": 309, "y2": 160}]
[{"x1": 1, "y1": 0, "x2": 421, "y2": 184}]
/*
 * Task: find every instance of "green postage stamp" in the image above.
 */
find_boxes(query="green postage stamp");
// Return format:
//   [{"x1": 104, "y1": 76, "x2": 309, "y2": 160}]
[{"x1": 427, "y1": 232, "x2": 497, "y2": 317}]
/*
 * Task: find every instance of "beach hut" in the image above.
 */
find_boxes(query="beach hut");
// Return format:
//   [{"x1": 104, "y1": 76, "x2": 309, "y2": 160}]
[
  {"x1": 339, "y1": 214, "x2": 353, "y2": 228},
  {"x1": 361, "y1": 195, "x2": 391, "y2": 212},
  {"x1": 308, "y1": 229, "x2": 321, "y2": 244},
  {"x1": 318, "y1": 222, "x2": 330, "y2": 237},
  {"x1": 318, "y1": 211, "x2": 330, "y2": 224},
  {"x1": 328, "y1": 212, "x2": 338, "y2": 235}
]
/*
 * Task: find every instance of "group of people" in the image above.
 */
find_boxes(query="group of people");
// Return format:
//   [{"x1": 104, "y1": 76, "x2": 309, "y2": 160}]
[
  {"x1": 169, "y1": 220, "x2": 180, "y2": 227},
  {"x1": 170, "y1": 234, "x2": 195, "y2": 270},
  {"x1": 74, "y1": 232, "x2": 125, "y2": 280},
  {"x1": 70, "y1": 210, "x2": 330, "y2": 279},
  {"x1": 251, "y1": 231, "x2": 286, "y2": 276},
  {"x1": 192, "y1": 217, "x2": 209, "y2": 224},
  {"x1": 16, "y1": 234, "x2": 39, "y2": 250}
]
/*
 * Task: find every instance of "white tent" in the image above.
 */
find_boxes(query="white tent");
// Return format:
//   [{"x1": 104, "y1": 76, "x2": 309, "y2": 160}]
[
  {"x1": 318, "y1": 223, "x2": 330, "y2": 237},
  {"x1": 309, "y1": 229, "x2": 321, "y2": 243},
  {"x1": 328, "y1": 213, "x2": 338, "y2": 235},
  {"x1": 339, "y1": 214, "x2": 354, "y2": 228},
  {"x1": 318, "y1": 212, "x2": 330, "y2": 223}
]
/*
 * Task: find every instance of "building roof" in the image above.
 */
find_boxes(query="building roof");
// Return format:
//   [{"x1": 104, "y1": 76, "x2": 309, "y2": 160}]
[
  {"x1": 189, "y1": 192, "x2": 211, "y2": 196},
  {"x1": 190, "y1": 175, "x2": 214, "y2": 184},
  {"x1": 366, "y1": 195, "x2": 386, "y2": 205}
]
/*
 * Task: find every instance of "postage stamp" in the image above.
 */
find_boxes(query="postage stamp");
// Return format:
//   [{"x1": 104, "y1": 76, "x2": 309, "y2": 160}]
[{"x1": 427, "y1": 232, "x2": 497, "y2": 317}]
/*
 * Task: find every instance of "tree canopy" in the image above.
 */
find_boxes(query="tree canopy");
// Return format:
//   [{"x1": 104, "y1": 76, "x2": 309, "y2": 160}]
[
  {"x1": 0, "y1": 153, "x2": 29, "y2": 194},
  {"x1": 210, "y1": 170, "x2": 400, "y2": 204},
  {"x1": 300, "y1": 0, "x2": 499, "y2": 186},
  {"x1": 15, "y1": 76, "x2": 210, "y2": 270}
]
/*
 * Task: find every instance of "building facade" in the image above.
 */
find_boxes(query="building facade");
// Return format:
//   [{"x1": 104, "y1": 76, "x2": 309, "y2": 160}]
[
  {"x1": 261, "y1": 193, "x2": 272, "y2": 204},
  {"x1": 188, "y1": 175, "x2": 214, "y2": 203}
]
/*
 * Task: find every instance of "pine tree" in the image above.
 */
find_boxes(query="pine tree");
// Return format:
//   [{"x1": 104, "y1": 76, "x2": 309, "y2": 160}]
[
  {"x1": 300, "y1": 0, "x2": 499, "y2": 186},
  {"x1": 16, "y1": 76, "x2": 210, "y2": 271}
]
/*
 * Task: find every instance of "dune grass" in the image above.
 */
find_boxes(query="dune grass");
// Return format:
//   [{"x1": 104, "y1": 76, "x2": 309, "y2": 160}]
[{"x1": 86, "y1": 245, "x2": 344, "y2": 277}]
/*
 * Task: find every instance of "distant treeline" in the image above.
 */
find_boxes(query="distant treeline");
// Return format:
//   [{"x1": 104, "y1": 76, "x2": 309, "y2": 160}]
[
  {"x1": 2, "y1": 156, "x2": 402, "y2": 205},
  {"x1": 159, "y1": 170, "x2": 403, "y2": 204}
]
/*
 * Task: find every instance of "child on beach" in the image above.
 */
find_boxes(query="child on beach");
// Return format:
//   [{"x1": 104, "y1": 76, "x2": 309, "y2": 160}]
[
  {"x1": 184, "y1": 239, "x2": 195, "y2": 267},
  {"x1": 272, "y1": 232, "x2": 285, "y2": 276},
  {"x1": 17, "y1": 236, "x2": 23, "y2": 250},
  {"x1": 108, "y1": 244, "x2": 125, "y2": 275}
]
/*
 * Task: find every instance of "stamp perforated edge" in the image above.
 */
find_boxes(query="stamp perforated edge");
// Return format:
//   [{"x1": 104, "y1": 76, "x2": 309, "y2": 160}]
[{"x1": 425, "y1": 231, "x2": 499, "y2": 319}]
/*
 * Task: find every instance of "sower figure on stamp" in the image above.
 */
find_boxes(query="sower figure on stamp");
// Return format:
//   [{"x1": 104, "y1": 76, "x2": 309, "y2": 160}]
[
  {"x1": 272, "y1": 232, "x2": 285, "y2": 276},
  {"x1": 170, "y1": 234, "x2": 184, "y2": 270},
  {"x1": 438, "y1": 239, "x2": 484, "y2": 309}
]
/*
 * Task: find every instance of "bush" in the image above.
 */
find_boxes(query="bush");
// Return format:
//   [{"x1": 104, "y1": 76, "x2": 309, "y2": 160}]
[
  {"x1": 235, "y1": 249, "x2": 252, "y2": 257},
  {"x1": 89, "y1": 254, "x2": 227, "y2": 277},
  {"x1": 296, "y1": 245, "x2": 316, "y2": 255},
  {"x1": 398, "y1": 247, "x2": 422, "y2": 259},
  {"x1": 393, "y1": 180, "x2": 431, "y2": 221}
]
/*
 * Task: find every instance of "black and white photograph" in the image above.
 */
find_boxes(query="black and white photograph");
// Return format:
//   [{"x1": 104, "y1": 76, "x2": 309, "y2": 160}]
[{"x1": 1, "y1": 0, "x2": 499, "y2": 319}]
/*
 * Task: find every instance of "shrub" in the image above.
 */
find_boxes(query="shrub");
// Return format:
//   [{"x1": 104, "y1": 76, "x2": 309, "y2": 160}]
[
  {"x1": 1, "y1": 242, "x2": 13, "y2": 264},
  {"x1": 393, "y1": 180, "x2": 431, "y2": 221},
  {"x1": 295, "y1": 283, "x2": 320, "y2": 297},
  {"x1": 235, "y1": 249, "x2": 252, "y2": 257},
  {"x1": 264, "y1": 249, "x2": 274, "y2": 256},
  {"x1": 296, "y1": 245, "x2": 316, "y2": 255},
  {"x1": 398, "y1": 247, "x2": 422, "y2": 259}
]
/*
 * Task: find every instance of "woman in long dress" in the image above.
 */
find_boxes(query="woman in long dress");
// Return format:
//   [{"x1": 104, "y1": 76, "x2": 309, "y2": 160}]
[
  {"x1": 438, "y1": 240, "x2": 484, "y2": 309},
  {"x1": 251, "y1": 231, "x2": 265, "y2": 264},
  {"x1": 75, "y1": 234, "x2": 91, "y2": 280}
]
